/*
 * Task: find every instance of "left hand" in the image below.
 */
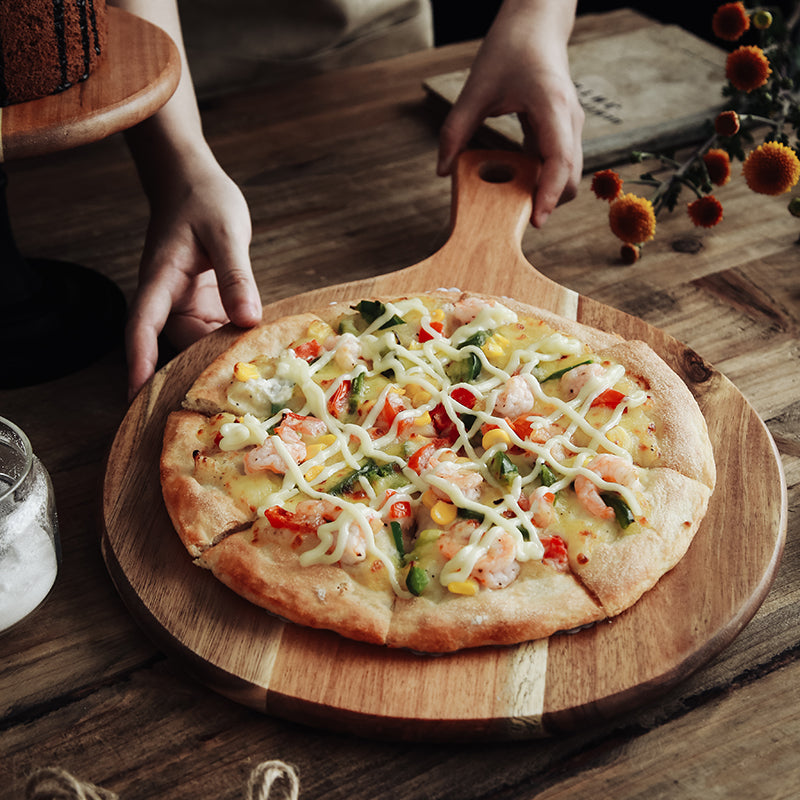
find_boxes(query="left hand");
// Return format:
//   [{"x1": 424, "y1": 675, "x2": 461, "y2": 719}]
[{"x1": 125, "y1": 155, "x2": 262, "y2": 400}]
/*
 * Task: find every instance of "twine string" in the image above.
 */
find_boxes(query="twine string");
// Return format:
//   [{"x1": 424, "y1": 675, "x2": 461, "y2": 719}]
[
  {"x1": 24, "y1": 762, "x2": 300, "y2": 800},
  {"x1": 245, "y1": 761, "x2": 300, "y2": 800},
  {"x1": 25, "y1": 768, "x2": 118, "y2": 800}
]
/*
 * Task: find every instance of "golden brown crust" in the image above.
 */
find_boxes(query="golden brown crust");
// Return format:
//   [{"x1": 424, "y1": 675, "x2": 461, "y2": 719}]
[
  {"x1": 600, "y1": 340, "x2": 716, "y2": 490},
  {"x1": 184, "y1": 312, "x2": 322, "y2": 415},
  {"x1": 161, "y1": 410, "x2": 255, "y2": 557},
  {"x1": 570, "y1": 468, "x2": 712, "y2": 616},
  {"x1": 387, "y1": 564, "x2": 605, "y2": 652},
  {"x1": 198, "y1": 523, "x2": 395, "y2": 646}
]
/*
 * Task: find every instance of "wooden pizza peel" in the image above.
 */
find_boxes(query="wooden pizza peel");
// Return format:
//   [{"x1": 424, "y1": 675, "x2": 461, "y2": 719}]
[{"x1": 101, "y1": 150, "x2": 787, "y2": 740}]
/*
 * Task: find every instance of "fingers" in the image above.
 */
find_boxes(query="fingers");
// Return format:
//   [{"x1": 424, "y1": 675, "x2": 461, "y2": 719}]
[
  {"x1": 125, "y1": 273, "x2": 176, "y2": 401},
  {"x1": 521, "y1": 102, "x2": 584, "y2": 228},
  {"x1": 437, "y1": 103, "x2": 482, "y2": 178},
  {"x1": 201, "y1": 218, "x2": 263, "y2": 329}
]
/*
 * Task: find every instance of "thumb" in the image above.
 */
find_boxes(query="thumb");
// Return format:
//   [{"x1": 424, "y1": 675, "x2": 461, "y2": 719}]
[{"x1": 437, "y1": 101, "x2": 484, "y2": 177}]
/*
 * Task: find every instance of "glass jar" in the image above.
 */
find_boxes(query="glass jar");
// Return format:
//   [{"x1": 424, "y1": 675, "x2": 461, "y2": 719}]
[{"x1": 0, "y1": 416, "x2": 60, "y2": 633}]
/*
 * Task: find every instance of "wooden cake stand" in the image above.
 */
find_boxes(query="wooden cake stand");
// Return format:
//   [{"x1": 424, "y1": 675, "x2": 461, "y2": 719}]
[{"x1": 0, "y1": 7, "x2": 180, "y2": 388}]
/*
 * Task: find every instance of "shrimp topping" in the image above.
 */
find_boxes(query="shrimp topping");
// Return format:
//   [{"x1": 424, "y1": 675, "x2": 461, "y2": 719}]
[
  {"x1": 244, "y1": 427, "x2": 306, "y2": 474},
  {"x1": 448, "y1": 296, "x2": 486, "y2": 330},
  {"x1": 574, "y1": 454, "x2": 639, "y2": 520},
  {"x1": 243, "y1": 413, "x2": 326, "y2": 474},
  {"x1": 424, "y1": 450, "x2": 484, "y2": 501},
  {"x1": 493, "y1": 375, "x2": 536, "y2": 419},
  {"x1": 326, "y1": 332, "x2": 363, "y2": 372},
  {"x1": 560, "y1": 362, "x2": 605, "y2": 400},
  {"x1": 439, "y1": 521, "x2": 520, "y2": 590},
  {"x1": 529, "y1": 485, "x2": 556, "y2": 528}
]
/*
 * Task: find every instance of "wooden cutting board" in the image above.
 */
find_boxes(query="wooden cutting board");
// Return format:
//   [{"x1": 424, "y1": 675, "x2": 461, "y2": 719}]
[{"x1": 101, "y1": 150, "x2": 786, "y2": 740}]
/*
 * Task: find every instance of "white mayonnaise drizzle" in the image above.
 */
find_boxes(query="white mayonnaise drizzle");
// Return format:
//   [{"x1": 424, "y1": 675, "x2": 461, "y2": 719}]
[{"x1": 223, "y1": 298, "x2": 650, "y2": 593}]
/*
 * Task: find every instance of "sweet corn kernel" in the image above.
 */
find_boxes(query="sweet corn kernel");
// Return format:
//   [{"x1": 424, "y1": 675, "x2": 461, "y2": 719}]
[
  {"x1": 414, "y1": 411, "x2": 432, "y2": 427},
  {"x1": 482, "y1": 428, "x2": 511, "y2": 449},
  {"x1": 482, "y1": 341, "x2": 503, "y2": 360},
  {"x1": 406, "y1": 384, "x2": 431, "y2": 406},
  {"x1": 317, "y1": 434, "x2": 337, "y2": 446},
  {"x1": 431, "y1": 308, "x2": 446, "y2": 323},
  {"x1": 430, "y1": 500, "x2": 457, "y2": 525},
  {"x1": 421, "y1": 488, "x2": 439, "y2": 509},
  {"x1": 307, "y1": 320, "x2": 334, "y2": 340},
  {"x1": 482, "y1": 333, "x2": 510, "y2": 361},
  {"x1": 304, "y1": 444, "x2": 325, "y2": 460},
  {"x1": 448, "y1": 580, "x2": 478, "y2": 596},
  {"x1": 304, "y1": 465, "x2": 323, "y2": 482},
  {"x1": 233, "y1": 361, "x2": 260, "y2": 382}
]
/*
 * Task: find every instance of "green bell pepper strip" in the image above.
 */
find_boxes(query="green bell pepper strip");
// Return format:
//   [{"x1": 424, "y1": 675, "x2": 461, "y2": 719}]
[
  {"x1": 406, "y1": 563, "x2": 429, "y2": 596},
  {"x1": 600, "y1": 492, "x2": 635, "y2": 528},
  {"x1": 539, "y1": 359, "x2": 594, "y2": 383}
]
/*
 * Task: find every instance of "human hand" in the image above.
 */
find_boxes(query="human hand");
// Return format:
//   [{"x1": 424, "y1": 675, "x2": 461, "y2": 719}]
[
  {"x1": 125, "y1": 154, "x2": 262, "y2": 401},
  {"x1": 436, "y1": 0, "x2": 583, "y2": 228}
]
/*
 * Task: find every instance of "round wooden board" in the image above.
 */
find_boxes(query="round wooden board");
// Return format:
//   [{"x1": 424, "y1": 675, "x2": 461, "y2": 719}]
[
  {"x1": 0, "y1": 6, "x2": 180, "y2": 162},
  {"x1": 101, "y1": 151, "x2": 787, "y2": 740}
]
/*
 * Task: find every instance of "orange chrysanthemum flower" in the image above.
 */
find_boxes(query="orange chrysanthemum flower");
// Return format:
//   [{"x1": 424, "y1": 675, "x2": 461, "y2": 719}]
[
  {"x1": 703, "y1": 148, "x2": 732, "y2": 186},
  {"x1": 620, "y1": 243, "x2": 640, "y2": 264},
  {"x1": 715, "y1": 110, "x2": 741, "y2": 137},
  {"x1": 609, "y1": 193, "x2": 656, "y2": 244},
  {"x1": 726, "y1": 46, "x2": 771, "y2": 92},
  {"x1": 742, "y1": 141, "x2": 800, "y2": 195},
  {"x1": 591, "y1": 169, "x2": 623, "y2": 201},
  {"x1": 712, "y1": 2, "x2": 750, "y2": 41},
  {"x1": 688, "y1": 195, "x2": 724, "y2": 228}
]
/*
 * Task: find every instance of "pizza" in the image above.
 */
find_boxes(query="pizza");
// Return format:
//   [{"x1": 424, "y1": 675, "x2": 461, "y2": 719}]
[{"x1": 160, "y1": 291, "x2": 716, "y2": 652}]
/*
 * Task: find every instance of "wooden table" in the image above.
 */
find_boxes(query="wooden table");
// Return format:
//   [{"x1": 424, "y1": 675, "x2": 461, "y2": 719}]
[{"x1": 1, "y1": 10, "x2": 798, "y2": 799}]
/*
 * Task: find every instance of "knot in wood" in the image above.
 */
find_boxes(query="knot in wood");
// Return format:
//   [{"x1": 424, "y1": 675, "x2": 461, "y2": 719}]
[{"x1": 682, "y1": 348, "x2": 714, "y2": 384}]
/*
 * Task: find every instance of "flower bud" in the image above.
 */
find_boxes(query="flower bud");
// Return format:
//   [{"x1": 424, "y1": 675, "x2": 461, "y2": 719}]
[
  {"x1": 715, "y1": 110, "x2": 740, "y2": 137},
  {"x1": 752, "y1": 10, "x2": 773, "y2": 29},
  {"x1": 620, "y1": 243, "x2": 640, "y2": 264}
]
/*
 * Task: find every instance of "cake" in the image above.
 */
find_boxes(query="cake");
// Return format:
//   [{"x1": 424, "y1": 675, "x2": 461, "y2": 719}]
[{"x1": 0, "y1": 0, "x2": 108, "y2": 108}]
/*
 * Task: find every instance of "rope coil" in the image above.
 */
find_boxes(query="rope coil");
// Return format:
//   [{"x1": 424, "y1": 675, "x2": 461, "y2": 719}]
[{"x1": 25, "y1": 761, "x2": 300, "y2": 800}]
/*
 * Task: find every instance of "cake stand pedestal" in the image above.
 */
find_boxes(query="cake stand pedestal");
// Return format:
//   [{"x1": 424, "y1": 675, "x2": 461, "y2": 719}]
[{"x1": 0, "y1": 7, "x2": 181, "y2": 388}]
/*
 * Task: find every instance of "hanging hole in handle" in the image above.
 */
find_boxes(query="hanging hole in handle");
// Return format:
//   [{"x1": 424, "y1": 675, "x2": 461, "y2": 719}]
[{"x1": 478, "y1": 161, "x2": 516, "y2": 184}]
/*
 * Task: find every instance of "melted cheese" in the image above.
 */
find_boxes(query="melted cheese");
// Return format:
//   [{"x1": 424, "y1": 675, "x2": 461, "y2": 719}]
[{"x1": 218, "y1": 297, "x2": 657, "y2": 596}]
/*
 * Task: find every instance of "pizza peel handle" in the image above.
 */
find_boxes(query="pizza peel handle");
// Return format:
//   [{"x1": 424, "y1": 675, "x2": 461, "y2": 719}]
[{"x1": 408, "y1": 150, "x2": 578, "y2": 317}]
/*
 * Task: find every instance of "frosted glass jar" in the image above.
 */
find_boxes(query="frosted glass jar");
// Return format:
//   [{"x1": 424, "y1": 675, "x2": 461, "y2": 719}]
[{"x1": 0, "y1": 416, "x2": 60, "y2": 633}]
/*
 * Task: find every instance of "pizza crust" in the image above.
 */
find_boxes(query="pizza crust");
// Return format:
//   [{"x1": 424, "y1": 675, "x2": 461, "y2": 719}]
[
  {"x1": 184, "y1": 312, "x2": 322, "y2": 415},
  {"x1": 161, "y1": 410, "x2": 256, "y2": 557},
  {"x1": 569, "y1": 467, "x2": 712, "y2": 616},
  {"x1": 387, "y1": 563, "x2": 605, "y2": 652},
  {"x1": 199, "y1": 522, "x2": 395, "y2": 646}
]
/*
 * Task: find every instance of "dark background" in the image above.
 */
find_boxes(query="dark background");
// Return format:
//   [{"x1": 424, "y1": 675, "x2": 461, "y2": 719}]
[{"x1": 430, "y1": 1, "x2": 795, "y2": 46}]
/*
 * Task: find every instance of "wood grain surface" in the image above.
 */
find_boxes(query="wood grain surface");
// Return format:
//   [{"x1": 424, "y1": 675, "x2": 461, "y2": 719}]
[
  {"x1": 0, "y1": 7, "x2": 180, "y2": 162},
  {"x1": 101, "y1": 150, "x2": 786, "y2": 739}
]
